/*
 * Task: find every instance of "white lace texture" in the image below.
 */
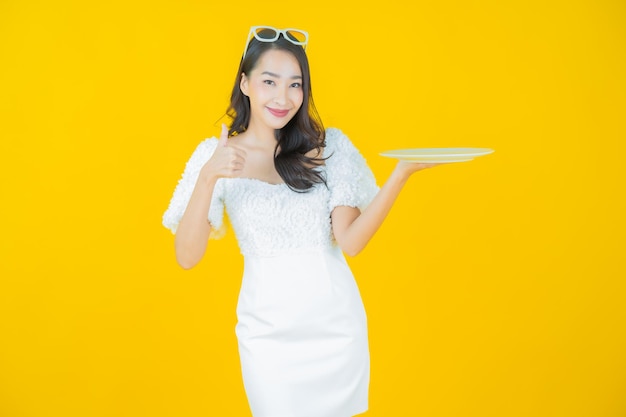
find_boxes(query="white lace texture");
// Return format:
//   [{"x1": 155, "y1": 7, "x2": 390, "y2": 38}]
[{"x1": 162, "y1": 128, "x2": 380, "y2": 257}]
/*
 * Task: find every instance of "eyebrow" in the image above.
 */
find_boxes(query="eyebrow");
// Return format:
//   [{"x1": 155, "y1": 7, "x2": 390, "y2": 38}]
[{"x1": 261, "y1": 71, "x2": 302, "y2": 80}]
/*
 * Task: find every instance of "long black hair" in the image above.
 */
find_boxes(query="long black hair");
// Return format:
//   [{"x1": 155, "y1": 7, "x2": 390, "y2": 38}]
[{"x1": 226, "y1": 30, "x2": 327, "y2": 192}]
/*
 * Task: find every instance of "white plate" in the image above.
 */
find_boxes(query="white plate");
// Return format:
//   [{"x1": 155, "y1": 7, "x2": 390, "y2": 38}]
[{"x1": 379, "y1": 147, "x2": 494, "y2": 163}]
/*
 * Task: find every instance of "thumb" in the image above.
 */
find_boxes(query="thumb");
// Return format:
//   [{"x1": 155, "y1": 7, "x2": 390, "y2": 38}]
[{"x1": 218, "y1": 124, "x2": 229, "y2": 146}]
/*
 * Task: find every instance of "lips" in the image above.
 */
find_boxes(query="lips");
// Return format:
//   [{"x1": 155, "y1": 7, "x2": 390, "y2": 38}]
[{"x1": 267, "y1": 107, "x2": 290, "y2": 118}]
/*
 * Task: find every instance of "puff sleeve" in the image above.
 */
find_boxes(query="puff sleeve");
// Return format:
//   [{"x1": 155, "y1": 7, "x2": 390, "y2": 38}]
[
  {"x1": 325, "y1": 128, "x2": 379, "y2": 212},
  {"x1": 162, "y1": 138, "x2": 226, "y2": 237}
]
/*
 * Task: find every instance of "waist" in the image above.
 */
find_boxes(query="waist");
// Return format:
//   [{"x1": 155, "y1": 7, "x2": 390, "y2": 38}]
[
  {"x1": 243, "y1": 245, "x2": 345, "y2": 269},
  {"x1": 241, "y1": 242, "x2": 337, "y2": 259}
]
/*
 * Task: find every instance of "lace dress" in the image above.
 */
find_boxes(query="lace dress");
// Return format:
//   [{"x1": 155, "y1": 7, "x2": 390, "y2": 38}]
[{"x1": 163, "y1": 128, "x2": 379, "y2": 417}]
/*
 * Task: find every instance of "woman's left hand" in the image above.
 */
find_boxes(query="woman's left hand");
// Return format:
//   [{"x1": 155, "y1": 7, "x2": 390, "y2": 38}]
[{"x1": 393, "y1": 160, "x2": 446, "y2": 181}]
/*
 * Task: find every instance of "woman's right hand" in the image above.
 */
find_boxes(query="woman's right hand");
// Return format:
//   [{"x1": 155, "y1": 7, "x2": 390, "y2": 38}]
[{"x1": 200, "y1": 124, "x2": 247, "y2": 183}]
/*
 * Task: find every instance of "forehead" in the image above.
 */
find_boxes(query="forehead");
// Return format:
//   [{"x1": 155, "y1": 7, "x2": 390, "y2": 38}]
[{"x1": 252, "y1": 49, "x2": 302, "y2": 76}]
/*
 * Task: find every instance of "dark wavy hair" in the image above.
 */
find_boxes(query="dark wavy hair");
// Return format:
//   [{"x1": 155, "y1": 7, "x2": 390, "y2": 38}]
[{"x1": 226, "y1": 30, "x2": 327, "y2": 192}]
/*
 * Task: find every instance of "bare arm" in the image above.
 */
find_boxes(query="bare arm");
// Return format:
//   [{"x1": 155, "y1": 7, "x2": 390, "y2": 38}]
[
  {"x1": 174, "y1": 125, "x2": 246, "y2": 269},
  {"x1": 331, "y1": 161, "x2": 442, "y2": 257},
  {"x1": 174, "y1": 176, "x2": 218, "y2": 269}
]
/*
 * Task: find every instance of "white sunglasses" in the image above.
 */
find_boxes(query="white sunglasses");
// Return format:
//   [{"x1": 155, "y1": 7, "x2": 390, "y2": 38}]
[{"x1": 242, "y1": 26, "x2": 309, "y2": 59}]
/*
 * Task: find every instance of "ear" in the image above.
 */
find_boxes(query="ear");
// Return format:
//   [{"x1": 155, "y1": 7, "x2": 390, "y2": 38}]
[{"x1": 240, "y1": 73, "x2": 249, "y2": 97}]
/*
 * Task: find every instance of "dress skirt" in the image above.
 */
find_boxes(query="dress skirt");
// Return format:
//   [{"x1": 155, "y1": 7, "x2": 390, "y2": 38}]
[{"x1": 235, "y1": 246, "x2": 370, "y2": 417}]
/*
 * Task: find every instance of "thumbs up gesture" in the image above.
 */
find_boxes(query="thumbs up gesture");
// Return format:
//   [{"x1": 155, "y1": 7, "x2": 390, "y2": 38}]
[
  {"x1": 200, "y1": 124, "x2": 247, "y2": 183},
  {"x1": 217, "y1": 123, "x2": 229, "y2": 148}
]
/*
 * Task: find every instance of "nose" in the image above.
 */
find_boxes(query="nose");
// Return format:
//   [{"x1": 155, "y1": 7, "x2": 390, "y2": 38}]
[{"x1": 273, "y1": 86, "x2": 288, "y2": 106}]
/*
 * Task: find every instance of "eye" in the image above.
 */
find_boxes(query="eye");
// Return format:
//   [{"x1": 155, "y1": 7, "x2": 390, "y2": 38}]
[
  {"x1": 263, "y1": 79, "x2": 275, "y2": 85},
  {"x1": 290, "y1": 82, "x2": 302, "y2": 88}
]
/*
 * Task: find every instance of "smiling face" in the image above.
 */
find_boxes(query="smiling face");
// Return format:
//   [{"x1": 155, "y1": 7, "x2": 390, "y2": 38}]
[{"x1": 240, "y1": 49, "x2": 304, "y2": 134}]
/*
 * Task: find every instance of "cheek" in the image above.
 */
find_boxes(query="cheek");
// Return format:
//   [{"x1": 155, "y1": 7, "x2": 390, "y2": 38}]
[
  {"x1": 250, "y1": 81, "x2": 270, "y2": 99},
  {"x1": 290, "y1": 89, "x2": 304, "y2": 106}
]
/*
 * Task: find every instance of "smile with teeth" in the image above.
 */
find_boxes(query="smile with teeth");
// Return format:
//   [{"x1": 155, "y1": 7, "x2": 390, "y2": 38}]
[{"x1": 267, "y1": 107, "x2": 290, "y2": 117}]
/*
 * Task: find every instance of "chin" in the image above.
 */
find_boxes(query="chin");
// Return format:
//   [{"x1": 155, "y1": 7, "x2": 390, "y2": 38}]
[{"x1": 268, "y1": 119, "x2": 294, "y2": 131}]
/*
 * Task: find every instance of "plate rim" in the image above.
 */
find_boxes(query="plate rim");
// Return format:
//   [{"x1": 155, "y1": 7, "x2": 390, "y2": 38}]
[{"x1": 379, "y1": 147, "x2": 495, "y2": 158}]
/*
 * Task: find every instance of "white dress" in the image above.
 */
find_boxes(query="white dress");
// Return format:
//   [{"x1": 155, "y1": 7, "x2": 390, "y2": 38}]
[{"x1": 163, "y1": 128, "x2": 379, "y2": 417}]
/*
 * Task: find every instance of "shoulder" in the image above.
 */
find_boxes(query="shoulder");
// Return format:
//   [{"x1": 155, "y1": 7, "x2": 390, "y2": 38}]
[
  {"x1": 324, "y1": 127, "x2": 365, "y2": 159},
  {"x1": 324, "y1": 127, "x2": 357, "y2": 154},
  {"x1": 193, "y1": 136, "x2": 220, "y2": 157},
  {"x1": 324, "y1": 127, "x2": 348, "y2": 144},
  {"x1": 175, "y1": 137, "x2": 219, "y2": 177},
  {"x1": 184, "y1": 137, "x2": 219, "y2": 164}
]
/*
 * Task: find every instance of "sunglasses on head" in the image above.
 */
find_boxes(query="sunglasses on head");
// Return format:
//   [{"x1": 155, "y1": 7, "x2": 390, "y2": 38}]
[{"x1": 242, "y1": 26, "x2": 309, "y2": 59}]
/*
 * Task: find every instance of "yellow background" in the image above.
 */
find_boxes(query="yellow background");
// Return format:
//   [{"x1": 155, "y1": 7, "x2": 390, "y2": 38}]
[{"x1": 1, "y1": 0, "x2": 625, "y2": 416}]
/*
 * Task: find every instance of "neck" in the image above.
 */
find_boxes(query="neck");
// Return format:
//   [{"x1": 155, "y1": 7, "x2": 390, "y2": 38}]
[{"x1": 244, "y1": 121, "x2": 278, "y2": 148}]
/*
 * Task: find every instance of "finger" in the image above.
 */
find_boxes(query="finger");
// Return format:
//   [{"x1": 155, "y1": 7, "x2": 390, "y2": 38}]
[
  {"x1": 219, "y1": 124, "x2": 229, "y2": 146},
  {"x1": 231, "y1": 147, "x2": 247, "y2": 161}
]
